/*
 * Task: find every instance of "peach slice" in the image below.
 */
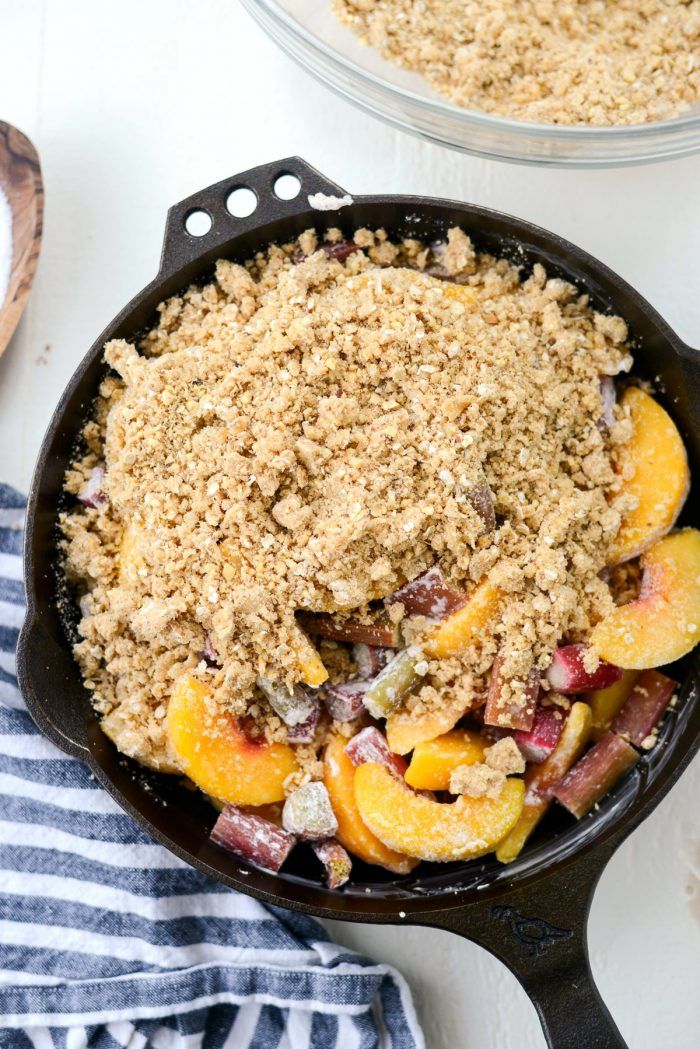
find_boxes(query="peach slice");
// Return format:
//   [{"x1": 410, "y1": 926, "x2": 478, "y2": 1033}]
[
  {"x1": 323, "y1": 735, "x2": 418, "y2": 874},
  {"x1": 118, "y1": 521, "x2": 147, "y2": 584},
  {"x1": 386, "y1": 694, "x2": 474, "y2": 756},
  {"x1": 609, "y1": 387, "x2": 690, "y2": 564},
  {"x1": 442, "y1": 283, "x2": 478, "y2": 308},
  {"x1": 422, "y1": 579, "x2": 501, "y2": 660},
  {"x1": 292, "y1": 628, "x2": 328, "y2": 688},
  {"x1": 354, "y1": 762, "x2": 524, "y2": 863},
  {"x1": 495, "y1": 701, "x2": 592, "y2": 864},
  {"x1": 591, "y1": 529, "x2": 700, "y2": 669},
  {"x1": 588, "y1": 670, "x2": 639, "y2": 741},
  {"x1": 405, "y1": 729, "x2": 486, "y2": 790},
  {"x1": 166, "y1": 675, "x2": 298, "y2": 805}
]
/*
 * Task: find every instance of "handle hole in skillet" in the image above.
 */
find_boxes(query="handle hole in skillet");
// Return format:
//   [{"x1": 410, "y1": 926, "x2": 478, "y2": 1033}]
[
  {"x1": 226, "y1": 186, "x2": 258, "y2": 218},
  {"x1": 184, "y1": 209, "x2": 213, "y2": 237},
  {"x1": 273, "y1": 172, "x2": 301, "y2": 201}
]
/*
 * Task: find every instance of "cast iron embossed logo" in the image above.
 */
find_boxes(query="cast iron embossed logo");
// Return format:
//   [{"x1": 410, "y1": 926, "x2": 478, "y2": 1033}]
[{"x1": 491, "y1": 906, "x2": 572, "y2": 957}]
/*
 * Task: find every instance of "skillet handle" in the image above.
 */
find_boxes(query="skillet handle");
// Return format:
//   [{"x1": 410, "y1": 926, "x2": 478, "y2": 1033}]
[
  {"x1": 422, "y1": 836, "x2": 628, "y2": 1049},
  {"x1": 158, "y1": 157, "x2": 351, "y2": 277},
  {"x1": 17, "y1": 614, "x2": 91, "y2": 759}
]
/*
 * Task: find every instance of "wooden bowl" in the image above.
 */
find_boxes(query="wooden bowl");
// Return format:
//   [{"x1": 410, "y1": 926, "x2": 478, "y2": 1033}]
[{"x1": 0, "y1": 121, "x2": 43, "y2": 357}]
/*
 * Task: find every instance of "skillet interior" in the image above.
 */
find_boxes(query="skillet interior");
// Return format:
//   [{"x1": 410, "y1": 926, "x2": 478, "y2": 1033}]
[{"x1": 18, "y1": 160, "x2": 700, "y2": 921}]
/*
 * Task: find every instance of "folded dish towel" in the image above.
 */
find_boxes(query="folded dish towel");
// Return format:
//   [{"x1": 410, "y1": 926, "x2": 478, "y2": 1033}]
[{"x1": 0, "y1": 484, "x2": 423, "y2": 1049}]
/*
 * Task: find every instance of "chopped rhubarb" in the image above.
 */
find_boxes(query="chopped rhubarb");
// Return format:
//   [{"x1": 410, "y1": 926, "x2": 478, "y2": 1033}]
[
  {"x1": 387, "y1": 566, "x2": 467, "y2": 619},
  {"x1": 256, "y1": 677, "x2": 318, "y2": 728},
  {"x1": 210, "y1": 805, "x2": 296, "y2": 872},
  {"x1": 293, "y1": 240, "x2": 361, "y2": 265},
  {"x1": 546, "y1": 644, "x2": 623, "y2": 694},
  {"x1": 345, "y1": 726, "x2": 408, "y2": 777},
  {"x1": 511, "y1": 706, "x2": 566, "y2": 763},
  {"x1": 361, "y1": 646, "x2": 420, "y2": 719},
  {"x1": 200, "y1": 634, "x2": 221, "y2": 668},
  {"x1": 484, "y1": 651, "x2": 539, "y2": 732},
  {"x1": 611, "y1": 669, "x2": 677, "y2": 748},
  {"x1": 299, "y1": 613, "x2": 400, "y2": 647},
  {"x1": 286, "y1": 699, "x2": 321, "y2": 743},
  {"x1": 282, "y1": 782, "x2": 338, "y2": 840},
  {"x1": 353, "y1": 643, "x2": 393, "y2": 679},
  {"x1": 78, "y1": 466, "x2": 107, "y2": 508},
  {"x1": 323, "y1": 681, "x2": 367, "y2": 722},
  {"x1": 465, "y1": 483, "x2": 496, "y2": 534},
  {"x1": 312, "y1": 839, "x2": 352, "y2": 888},
  {"x1": 597, "y1": 376, "x2": 617, "y2": 432},
  {"x1": 554, "y1": 731, "x2": 639, "y2": 818}
]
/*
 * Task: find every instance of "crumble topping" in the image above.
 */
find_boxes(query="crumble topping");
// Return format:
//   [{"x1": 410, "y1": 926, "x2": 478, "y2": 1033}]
[
  {"x1": 450, "y1": 762, "x2": 506, "y2": 799},
  {"x1": 484, "y1": 736, "x2": 526, "y2": 775},
  {"x1": 334, "y1": 0, "x2": 700, "y2": 126},
  {"x1": 61, "y1": 226, "x2": 631, "y2": 773}
]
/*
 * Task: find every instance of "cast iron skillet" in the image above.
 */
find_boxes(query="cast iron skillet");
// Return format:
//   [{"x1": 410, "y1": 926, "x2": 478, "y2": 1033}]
[{"x1": 17, "y1": 158, "x2": 700, "y2": 1049}]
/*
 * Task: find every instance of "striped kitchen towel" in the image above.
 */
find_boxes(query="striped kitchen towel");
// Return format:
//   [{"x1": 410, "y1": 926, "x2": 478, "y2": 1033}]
[{"x1": 0, "y1": 484, "x2": 424, "y2": 1049}]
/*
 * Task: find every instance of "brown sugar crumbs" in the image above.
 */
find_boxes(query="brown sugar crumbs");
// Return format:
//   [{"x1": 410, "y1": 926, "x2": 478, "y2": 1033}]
[
  {"x1": 61, "y1": 226, "x2": 632, "y2": 775},
  {"x1": 334, "y1": 1, "x2": 700, "y2": 126}
]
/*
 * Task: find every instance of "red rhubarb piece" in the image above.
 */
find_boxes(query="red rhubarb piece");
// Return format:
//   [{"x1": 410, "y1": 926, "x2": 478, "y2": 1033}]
[
  {"x1": 200, "y1": 634, "x2": 221, "y2": 667},
  {"x1": 353, "y1": 643, "x2": 393, "y2": 679},
  {"x1": 323, "y1": 681, "x2": 367, "y2": 722},
  {"x1": 387, "y1": 566, "x2": 467, "y2": 619},
  {"x1": 299, "y1": 613, "x2": 400, "y2": 647},
  {"x1": 78, "y1": 466, "x2": 107, "y2": 508},
  {"x1": 210, "y1": 805, "x2": 297, "y2": 872},
  {"x1": 484, "y1": 651, "x2": 539, "y2": 732},
  {"x1": 512, "y1": 706, "x2": 566, "y2": 764},
  {"x1": 282, "y1": 782, "x2": 338, "y2": 840},
  {"x1": 293, "y1": 240, "x2": 361, "y2": 265},
  {"x1": 597, "y1": 376, "x2": 617, "y2": 432},
  {"x1": 345, "y1": 726, "x2": 408, "y2": 777},
  {"x1": 554, "y1": 731, "x2": 639, "y2": 818},
  {"x1": 465, "y1": 483, "x2": 496, "y2": 534},
  {"x1": 611, "y1": 669, "x2": 677, "y2": 748},
  {"x1": 286, "y1": 700, "x2": 322, "y2": 743},
  {"x1": 546, "y1": 645, "x2": 623, "y2": 694},
  {"x1": 312, "y1": 839, "x2": 352, "y2": 889}
]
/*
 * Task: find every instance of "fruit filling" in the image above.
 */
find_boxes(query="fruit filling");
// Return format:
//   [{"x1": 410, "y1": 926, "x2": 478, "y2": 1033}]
[{"x1": 61, "y1": 226, "x2": 696, "y2": 880}]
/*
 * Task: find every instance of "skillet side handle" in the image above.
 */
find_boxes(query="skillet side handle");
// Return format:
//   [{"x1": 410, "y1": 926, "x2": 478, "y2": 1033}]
[
  {"x1": 423, "y1": 838, "x2": 628, "y2": 1049},
  {"x1": 17, "y1": 614, "x2": 91, "y2": 759},
  {"x1": 157, "y1": 156, "x2": 351, "y2": 279}
]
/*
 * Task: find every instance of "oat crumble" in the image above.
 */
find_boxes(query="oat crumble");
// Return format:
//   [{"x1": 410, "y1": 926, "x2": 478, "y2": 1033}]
[
  {"x1": 334, "y1": 0, "x2": 700, "y2": 126},
  {"x1": 61, "y1": 226, "x2": 631, "y2": 777}
]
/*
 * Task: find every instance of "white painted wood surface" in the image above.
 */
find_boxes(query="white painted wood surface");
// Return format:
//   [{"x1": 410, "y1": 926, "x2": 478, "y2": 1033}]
[{"x1": 0, "y1": 2, "x2": 697, "y2": 1046}]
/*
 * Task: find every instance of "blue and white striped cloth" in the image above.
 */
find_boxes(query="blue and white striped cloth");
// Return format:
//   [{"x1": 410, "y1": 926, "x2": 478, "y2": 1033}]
[{"x1": 0, "y1": 484, "x2": 424, "y2": 1049}]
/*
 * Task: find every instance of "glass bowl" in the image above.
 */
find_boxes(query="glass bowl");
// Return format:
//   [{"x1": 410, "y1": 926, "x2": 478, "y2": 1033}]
[{"x1": 242, "y1": 0, "x2": 700, "y2": 168}]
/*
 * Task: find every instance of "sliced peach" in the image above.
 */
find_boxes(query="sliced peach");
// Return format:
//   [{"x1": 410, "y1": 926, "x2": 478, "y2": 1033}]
[
  {"x1": 292, "y1": 628, "x2": 328, "y2": 688},
  {"x1": 588, "y1": 670, "x2": 639, "y2": 741},
  {"x1": 118, "y1": 521, "x2": 146, "y2": 584},
  {"x1": 609, "y1": 387, "x2": 690, "y2": 564},
  {"x1": 422, "y1": 579, "x2": 501, "y2": 660},
  {"x1": 442, "y1": 283, "x2": 478, "y2": 308},
  {"x1": 323, "y1": 735, "x2": 418, "y2": 874},
  {"x1": 166, "y1": 675, "x2": 298, "y2": 805},
  {"x1": 591, "y1": 529, "x2": 700, "y2": 669},
  {"x1": 405, "y1": 729, "x2": 486, "y2": 790},
  {"x1": 387, "y1": 694, "x2": 474, "y2": 756},
  {"x1": 354, "y1": 762, "x2": 524, "y2": 862},
  {"x1": 496, "y1": 701, "x2": 592, "y2": 864}
]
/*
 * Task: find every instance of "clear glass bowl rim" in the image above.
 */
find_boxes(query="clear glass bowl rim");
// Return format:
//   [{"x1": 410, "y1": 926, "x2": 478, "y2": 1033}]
[{"x1": 248, "y1": 0, "x2": 700, "y2": 143}]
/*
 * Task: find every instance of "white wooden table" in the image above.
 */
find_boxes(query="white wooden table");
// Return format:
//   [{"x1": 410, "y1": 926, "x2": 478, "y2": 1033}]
[{"x1": 0, "y1": 2, "x2": 698, "y2": 1046}]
